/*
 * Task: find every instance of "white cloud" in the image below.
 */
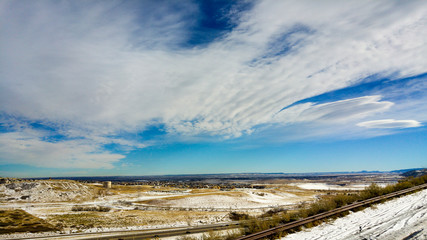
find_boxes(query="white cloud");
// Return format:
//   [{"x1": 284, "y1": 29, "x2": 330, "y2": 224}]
[
  {"x1": 275, "y1": 96, "x2": 394, "y2": 124},
  {"x1": 0, "y1": 129, "x2": 124, "y2": 168},
  {"x1": 249, "y1": 95, "x2": 397, "y2": 142},
  {"x1": 1, "y1": 0, "x2": 427, "y2": 167},
  {"x1": 357, "y1": 119, "x2": 422, "y2": 129}
]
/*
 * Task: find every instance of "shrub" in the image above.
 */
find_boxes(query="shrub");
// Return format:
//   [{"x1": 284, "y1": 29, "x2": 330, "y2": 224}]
[
  {"x1": 331, "y1": 194, "x2": 359, "y2": 207},
  {"x1": 71, "y1": 205, "x2": 111, "y2": 212},
  {"x1": 360, "y1": 183, "x2": 383, "y2": 199},
  {"x1": 261, "y1": 207, "x2": 287, "y2": 218},
  {"x1": 228, "y1": 212, "x2": 249, "y2": 221}
]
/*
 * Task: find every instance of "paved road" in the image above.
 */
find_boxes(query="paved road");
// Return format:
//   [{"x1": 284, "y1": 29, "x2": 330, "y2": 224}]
[{"x1": 6, "y1": 222, "x2": 241, "y2": 240}]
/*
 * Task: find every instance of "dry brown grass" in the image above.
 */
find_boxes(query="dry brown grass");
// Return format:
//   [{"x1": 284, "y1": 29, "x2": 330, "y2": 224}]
[
  {"x1": 0, "y1": 209, "x2": 58, "y2": 234},
  {"x1": 108, "y1": 185, "x2": 153, "y2": 194},
  {"x1": 94, "y1": 184, "x2": 189, "y2": 195},
  {"x1": 271, "y1": 187, "x2": 318, "y2": 198},
  {"x1": 258, "y1": 179, "x2": 295, "y2": 184},
  {"x1": 135, "y1": 191, "x2": 246, "y2": 205},
  {"x1": 190, "y1": 189, "x2": 219, "y2": 194},
  {"x1": 47, "y1": 210, "x2": 228, "y2": 229}
]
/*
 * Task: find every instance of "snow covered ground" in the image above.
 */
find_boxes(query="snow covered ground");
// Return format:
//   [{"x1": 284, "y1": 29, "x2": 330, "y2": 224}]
[
  {"x1": 146, "y1": 190, "x2": 303, "y2": 210},
  {"x1": 289, "y1": 182, "x2": 389, "y2": 191},
  {"x1": 0, "y1": 180, "x2": 95, "y2": 202},
  {"x1": 282, "y1": 188, "x2": 427, "y2": 240},
  {"x1": 3, "y1": 177, "x2": 424, "y2": 240}
]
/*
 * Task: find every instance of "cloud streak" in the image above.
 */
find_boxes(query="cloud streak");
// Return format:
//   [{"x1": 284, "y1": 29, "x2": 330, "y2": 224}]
[
  {"x1": 275, "y1": 96, "x2": 394, "y2": 124},
  {"x1": 357, "y1": 119, "x2": 422, "y2": 129}
]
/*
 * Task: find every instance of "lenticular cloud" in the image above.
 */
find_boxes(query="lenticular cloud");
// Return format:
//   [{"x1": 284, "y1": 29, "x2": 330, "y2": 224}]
[{"x1": 357, "y1": 119, "x2": 422, "y2": 129}]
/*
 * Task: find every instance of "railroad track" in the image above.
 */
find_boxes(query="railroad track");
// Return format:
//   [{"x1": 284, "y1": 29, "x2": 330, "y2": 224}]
[{"x1": 236, "y1": 183, "x2": 427, "y2": 240}]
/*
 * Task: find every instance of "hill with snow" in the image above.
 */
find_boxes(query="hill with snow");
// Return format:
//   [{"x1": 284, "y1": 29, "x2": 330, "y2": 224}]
[{"x1": 0, "y1": 179, "x2": 96, "y2": 202}]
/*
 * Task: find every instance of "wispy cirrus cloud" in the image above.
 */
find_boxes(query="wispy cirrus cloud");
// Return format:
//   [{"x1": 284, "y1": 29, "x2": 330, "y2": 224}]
[
  {"x1": 1, "y1": 0, "x2": 426, "y2": 168},
  {"x1": 357, "y1": 119, "x2": 422, "y2": 129}
]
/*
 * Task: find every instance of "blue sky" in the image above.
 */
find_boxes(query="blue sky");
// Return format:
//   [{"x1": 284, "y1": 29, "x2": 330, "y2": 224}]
[{"x1": 1, "y1": 0, "x2": 426, "y2": 177}]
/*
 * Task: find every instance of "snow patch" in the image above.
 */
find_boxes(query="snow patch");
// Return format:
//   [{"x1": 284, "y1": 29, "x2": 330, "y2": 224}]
[{"x1": 290, "y1": 182, "x2": 389, "y2": 190}]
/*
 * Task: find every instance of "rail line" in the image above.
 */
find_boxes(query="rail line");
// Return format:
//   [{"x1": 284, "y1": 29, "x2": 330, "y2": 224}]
[{"x1": 236, "y1": 183, "x2": 427, "y2": 240}]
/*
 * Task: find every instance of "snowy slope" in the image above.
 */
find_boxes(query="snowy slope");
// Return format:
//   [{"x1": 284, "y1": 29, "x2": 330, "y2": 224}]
[
  {"x1": 0, "y1": 180, "x2": 95, "y2": 202},
  {"x1": 282, "y1": 188, "x2": 427, "y2": 240}
]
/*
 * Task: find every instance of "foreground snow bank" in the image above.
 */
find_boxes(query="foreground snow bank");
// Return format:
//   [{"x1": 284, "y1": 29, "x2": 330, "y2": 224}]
[{"x1": 282, "y1": 188, "x2": 427, "y2": 240}]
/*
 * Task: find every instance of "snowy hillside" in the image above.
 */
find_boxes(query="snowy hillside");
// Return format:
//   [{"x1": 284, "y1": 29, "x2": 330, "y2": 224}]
[
  {"x1": 282, "y1": 188, "x2": 427, "y2": 240},
  {"x1": 0, "y1": 180, "x2": 95, "y2": 202}
]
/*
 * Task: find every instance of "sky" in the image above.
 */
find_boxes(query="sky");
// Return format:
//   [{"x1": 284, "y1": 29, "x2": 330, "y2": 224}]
[{"x1": 1, "y1": 0, "x2": 426, "y2": 178}]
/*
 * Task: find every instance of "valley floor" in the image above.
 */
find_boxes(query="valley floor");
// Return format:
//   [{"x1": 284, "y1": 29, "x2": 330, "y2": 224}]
[{"x1": 0, "y1": 174, "x2": 408, "y2": 239}]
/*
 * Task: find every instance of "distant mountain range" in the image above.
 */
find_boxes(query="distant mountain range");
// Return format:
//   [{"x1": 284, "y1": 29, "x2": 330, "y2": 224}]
[{"x1": 25, "y1": 168, "x2": 426, "y2": 182}]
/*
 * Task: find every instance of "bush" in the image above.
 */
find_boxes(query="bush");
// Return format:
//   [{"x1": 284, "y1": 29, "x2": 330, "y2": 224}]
[
  {"x1": 228, "y1": 212, "x2": 249, "y2": 221},
  {"x1": 261, "y1": 207, "x2": 288, "y2": 218},
  {"x1": 331, "y1": 194, "x2": 359, "y2": 207},
  {"x1": 71, "y1": 205, "x2": 111, "y2": 212},
  {"x1": 360, "y1": 183, "x2": 383, "y2": 199}
]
